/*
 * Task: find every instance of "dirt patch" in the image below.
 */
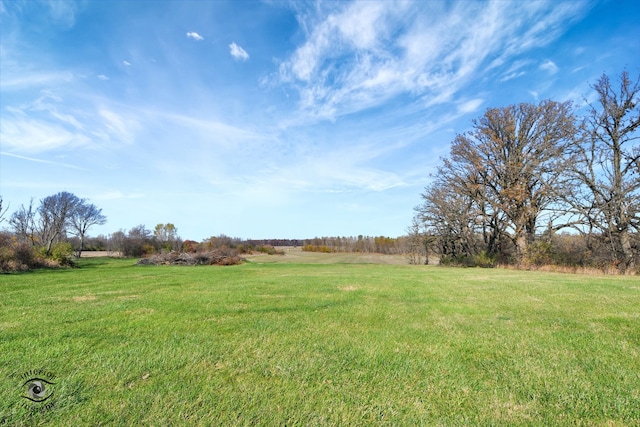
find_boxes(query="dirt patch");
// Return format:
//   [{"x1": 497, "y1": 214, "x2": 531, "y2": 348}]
[
  {"x1": 78, "y1": 251, "x2": 122, "y2": 258},
  {"x1": 123, "y1": 308, "x2": 154, "y2": 315},
  {"x1": 72, "y1": 295, "x2": 97, "y2": 302},
  {"x1": 339, "y1": 285, "x2": 358, "y2": 291},
  {"x1": 0, "y1": 322, "x2": 21, "y2": 329},
  {"x1": 117, "y1": 295, "x2": 141, "y2": 300}
]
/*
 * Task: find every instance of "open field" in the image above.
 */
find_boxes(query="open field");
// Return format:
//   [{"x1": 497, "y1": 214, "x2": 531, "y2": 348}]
[
  {"x1": 244, "y1": 246, "x2": 412, "y2": 265},
  {"x1": 80, "y1": 247, "x2": 412, "y2": 264},
  {"x1": 1, "y1": 255, "x2": 639, "y2": 425}
]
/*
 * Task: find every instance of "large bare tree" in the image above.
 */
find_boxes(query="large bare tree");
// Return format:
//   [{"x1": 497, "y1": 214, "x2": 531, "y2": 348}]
[
  {"x1": 440, "y1": 100, "x2": 578, "y2": 264},
  {"x1": 37, "y1": 191, "x2": 81, "y2": 255},
  {"x1": 567, "y1": 71, "x2": 640, "y2": 272}
]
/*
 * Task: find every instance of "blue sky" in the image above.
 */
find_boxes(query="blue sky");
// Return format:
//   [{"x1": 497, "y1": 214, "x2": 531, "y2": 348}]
[{"x1": 1, "y1": 0, "x2": 639, "y2": 241}]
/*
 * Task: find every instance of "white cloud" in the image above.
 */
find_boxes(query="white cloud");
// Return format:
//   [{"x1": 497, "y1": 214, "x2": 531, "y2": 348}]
[
  {"x1": 0, "y1": 151, "x2": 87, "y2": 170},
  {"x1": 153, "y1": 110, "x2": 262, "y2": 144},
  {"x1": 97, "y1": 74, "x2": 109, "y2": 80},
  {"x1": 0, "y1": 71, "x2": 73, "y2": 91},
  {"x1": 0, "y1": 116, "x2": 90, "y2": 153},
  {"x1": 93, "y1": 191, "x2": 145, "y2": 201},
  {"x1": 540, "y1": 59, "x2": 559, "y2": 74},
  {"x1": 499, "y1": 59, "x2": 533, "y2": 81},
  {"x1": 229, "y1": 42, "x2": 249, "y2": 61},
  {"x1": 0, "y1": 89, "x2": 92, "y2": 150},
  {"x1": 276, "y1": 0, "x2": 590, "y2": 123},
  {"x1": 186, "y1": 31, "x2": 204, "y2": 41},
  {"x1": 500, "y1": 71, "x2": 526, "y2": 82},
  {"x1": 47, "y1": 0, "x2": 77, "y2": 29},
  {"x1": 122, "y1": 60, "x2": 131, "y2": 66},
  {"x1": 98, "y1": 109, "x2": 138, "y2": 143},
  {"x1": 457, "y1": 98, "x2": 484, "y2": 114}
]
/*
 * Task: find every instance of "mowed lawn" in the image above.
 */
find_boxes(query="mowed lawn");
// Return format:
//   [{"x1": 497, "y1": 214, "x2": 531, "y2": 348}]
[{"x1": 1, "y1": 256, "x2": 639, "y2": 426}]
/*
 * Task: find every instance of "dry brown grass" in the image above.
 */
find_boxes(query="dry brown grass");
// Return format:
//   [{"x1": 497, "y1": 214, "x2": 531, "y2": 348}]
[
  {"x1": 79, "y1": 251, "x2": 122, "y2": 258},
  {"x1": 498, "y1": 263, "x2": 637, "y2": 276},
  {"x1": 244, "y1": 246, "x2": 410, "y2": 265}
]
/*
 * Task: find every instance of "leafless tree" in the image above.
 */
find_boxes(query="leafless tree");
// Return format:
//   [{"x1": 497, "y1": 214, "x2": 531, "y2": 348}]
[
  {"x1": 69, "y1": 202, "x2": 107, "y2": 257},
  {"x1": 37, "y1": 192, "x2": 81, "y2": 255},
  {"x1": 9, "y1": 199, "x2": 37, "y2": 245},
  {"x1": 567, "y1": 71, "x2": 640, "y2": 272},
  {"x1": 123, "y1": 224, "x2": 155, "y2": 257},
  {"x1": 415, "y1": 174, "x2": 482, "y2": 261},
  {"x1": 108, "y1": 230, "x2": 126, "y2": 254},
  {"x1": 0, "y1": 196, "x2": 9, "y2": 225}
]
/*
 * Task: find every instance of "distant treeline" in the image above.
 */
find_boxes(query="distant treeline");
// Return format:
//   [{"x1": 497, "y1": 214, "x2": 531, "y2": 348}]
[
  {"x1": 301, "y1": 235, "x2": 411, "y2": 255},
  {"x1": 246, "y1": 239, "x2": 303, "y2": 247},
  {"x1": 66, "y1": 233, "x2": 411, "y2": 257}
]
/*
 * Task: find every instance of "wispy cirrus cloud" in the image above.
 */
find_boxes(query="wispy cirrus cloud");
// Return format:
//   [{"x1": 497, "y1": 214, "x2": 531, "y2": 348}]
[
  {"x1": 276, "y1": 0, "x2": 591, "y2": 122},
  {"x1": 0, "y1": 102, "x2": 90, "y2": 153},
  {"x1": 499, "y1": 59, "x2": 533, "y2": 82},
  {"x1": 0, "y1": 70, "x2": 74, "y2": 91},
  {"x1": 457, "y1": 98, "x2": 484, "y2": 114},
  {"x1": 0, "y1": 151, "x2": 88, "y2": 170},
  {"x1": 46, "y1": 0, "x2": 78, "y2": 29},
  {"x1": 98, "y1": 109, "x2": 139, "y2": 144},
  {"x1": 93, "y1": 191, "x2": 146, "y2": 201},
  {"x1": 540, "y1": 59, "x2": 559, "y2": 74}
]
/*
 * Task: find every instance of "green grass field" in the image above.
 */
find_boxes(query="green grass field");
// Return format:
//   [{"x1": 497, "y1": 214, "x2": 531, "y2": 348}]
[{"x1": 1, "y1": 253, "x2": 639, "y2": 426}]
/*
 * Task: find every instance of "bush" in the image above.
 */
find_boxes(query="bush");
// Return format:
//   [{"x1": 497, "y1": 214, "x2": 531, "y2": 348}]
[
  {"x1": 439, "y1": 252, "x2": 496, "y2": 268},
  {"x1": 524, "y1": 241, "x2": 554, "y2": 266},
  {"x1": 302, "y1": 244, "x2": 333, "y2": 253},
  {"x1": 49, "y1": 242, "x2": 75, "y2": 266},
  {"x1": 439, "y1": 254, "x2": 476, "y2": 267},
  {"x1": 13, "y1": 242, "x2": 36, "y2": 267},
  {"x1": 255, "y1": 245, "x2": 285, "y2": 255},
  {"x1": 474, "y1": 251, "x2": 497, "y2": 268},
  {"x1": 0, "y1": 232, "x2": 52, "y2": 272}
]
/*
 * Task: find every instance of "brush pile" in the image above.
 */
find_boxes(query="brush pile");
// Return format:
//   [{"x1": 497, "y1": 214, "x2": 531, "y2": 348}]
[{"x1": 137, "y1": 249, "x2": 244, "y2": 266}]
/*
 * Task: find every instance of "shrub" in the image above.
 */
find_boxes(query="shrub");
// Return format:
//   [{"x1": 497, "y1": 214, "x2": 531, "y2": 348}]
[
  {"x1": 302, "y1": 244, "x2": 333, "y2": 253},
  {"x1": 439, "y1": 254, "x2": 476, "y2": 267},
  {"x1": 473, "y1": 251, "x2": 497, "y2": 268},
  {"x1": 524, "y1": 241, "x2": 555, "y2": 266},
  {"x1": 13, "y1": 242, "x2": 36, "y2": 267},
  {"x1": 0, "y1": 232, "x2": 51, "y2": 272},
  {"x1": 50, "y1": 242, "x2": 74, "y2": 266},
  {"x1": 255, "y1": 245, "x2": 285, "y2": 255},
  {"x1": 439, "y1": 252, "x2": 495, "y2": 268}
]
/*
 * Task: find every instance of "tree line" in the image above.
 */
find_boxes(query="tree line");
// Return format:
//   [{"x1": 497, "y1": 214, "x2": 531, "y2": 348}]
[
  {"x1": 302, "y1": 235, "x2": 409, "y2": 255},
  {"x1": 0, "y1": 192, "x2": 106, "y2": 270},
  {"x1": 411, "y1": 71, "x2": 639, "y2": 274}
]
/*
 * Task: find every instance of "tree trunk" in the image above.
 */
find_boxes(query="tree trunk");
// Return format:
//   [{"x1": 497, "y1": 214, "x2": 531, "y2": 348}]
[
  {"x1": 514, "y1": 226, "x2": 528, "y2": 265},
  {"x1": 77, "y1": 235, "x2": 85, "y2": 258},
  {"x1": 619, "y1": 230, "x2": 635, "y2": 273}
]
